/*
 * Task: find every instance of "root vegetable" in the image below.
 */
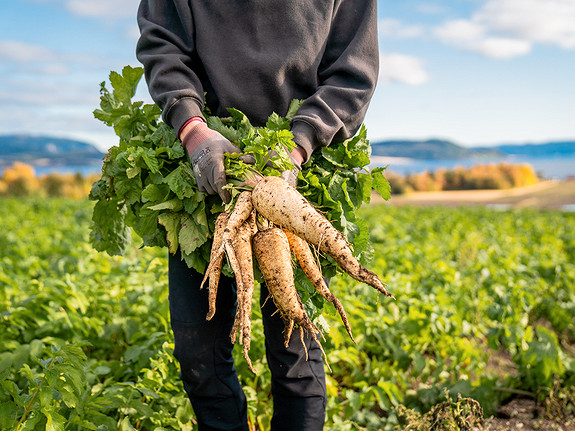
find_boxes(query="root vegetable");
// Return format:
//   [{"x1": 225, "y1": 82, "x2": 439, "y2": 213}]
[
  {"x1": 204, "y1": 211, "x2": 229, "y2": 321},
  {"x1": 230, "y1": 212, "x2": 257, "y2": 373},
  {"x1": 201, "y1": 191, "x2": 253, "y2": 292},
  {"x1": 252, "y1": 227, "x2": 330, "y2": 371},
  {"x1": 252, "y1": 176, "x2": 393, "y2": 298},
  {"x1": 284, "y1": 229, "x2": 355, "y2": 343}
]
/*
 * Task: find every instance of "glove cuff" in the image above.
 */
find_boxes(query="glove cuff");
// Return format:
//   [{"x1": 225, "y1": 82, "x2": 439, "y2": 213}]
[{"x1": 182, "y1": 121, "x2": 217, "y2": 155}]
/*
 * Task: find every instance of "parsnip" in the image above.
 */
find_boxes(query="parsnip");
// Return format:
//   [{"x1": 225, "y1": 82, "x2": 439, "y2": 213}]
[
  {"x1": 253, "y1": 227, "x2": 330, "y2": 370},
  {"x1": 230, "y1": 212, "x2": 257, "y2": 373},
  {"x1": 201, "y1": 191, "x2": 253, "y2": 291},
  {"x1": 252, "y1": 176, "x2": 393, "y2": 298},
  {"x1": 204, "y1": 211, "x2": 229, "y2": 321},
  {"x1": 284, "y1": 229, "x2": 355, "y2": 343}
]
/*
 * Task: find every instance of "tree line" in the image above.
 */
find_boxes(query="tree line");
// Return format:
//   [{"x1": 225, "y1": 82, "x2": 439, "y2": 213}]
[{"x1": 0, "y1": 161, "x2": 540, "y2": 198}]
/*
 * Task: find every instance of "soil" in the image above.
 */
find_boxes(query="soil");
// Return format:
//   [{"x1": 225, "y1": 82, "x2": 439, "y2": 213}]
[
  {"x1": 373, "y1": 180, "x2": 575, "y2": 210},
  {"x1": 483, "y1": 398, "x2": 575, "y2": 431}
]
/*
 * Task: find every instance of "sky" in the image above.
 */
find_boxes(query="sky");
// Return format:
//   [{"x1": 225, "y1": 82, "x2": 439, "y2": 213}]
[{"x1": 0, "y1": 0, "x2": 574, "y2": 151}]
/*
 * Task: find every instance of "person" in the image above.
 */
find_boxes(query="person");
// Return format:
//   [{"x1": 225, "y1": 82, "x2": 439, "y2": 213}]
[{"x1": 136, "y1": 1, "x2": 379, "y2": 430}]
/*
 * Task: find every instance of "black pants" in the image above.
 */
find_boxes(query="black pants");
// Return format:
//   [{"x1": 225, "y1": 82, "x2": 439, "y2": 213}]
[{"x1": 169, "y1": 251, "x2": 327, "y2": 431}]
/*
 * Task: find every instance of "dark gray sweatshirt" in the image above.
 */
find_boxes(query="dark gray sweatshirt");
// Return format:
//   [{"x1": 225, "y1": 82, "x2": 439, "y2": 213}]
[{"x1": 136, "y1": 0, "x2": 379, "y2": 160}]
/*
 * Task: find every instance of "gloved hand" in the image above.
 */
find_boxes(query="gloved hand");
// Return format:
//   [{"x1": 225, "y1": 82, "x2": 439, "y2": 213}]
[
  {"x1": 279, "y1": 146, "x2": 306, "y2": 187},
  {"x1": 181, "y1": 120, "x2": 241, "y2": 203}
]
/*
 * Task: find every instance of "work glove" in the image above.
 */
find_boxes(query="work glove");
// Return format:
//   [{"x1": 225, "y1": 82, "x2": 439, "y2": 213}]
[
  {"x1": 279, "y1": 151, "x2": 302, "y2": 187},
  {"x1": 182, "y1": 120, "x2": 242, "y2": 203},
  {"x1": 279, "y1": 145, "x2": 306, "y2": 187}
]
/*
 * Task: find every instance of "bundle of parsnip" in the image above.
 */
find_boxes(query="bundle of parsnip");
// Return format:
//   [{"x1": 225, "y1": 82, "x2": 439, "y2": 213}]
[
  {"x1": 203, "y1": 177, "x2": 393, "y2": 372},
  {"x1": 89, "y1": 66, "x2": 393, "y2": 371}
]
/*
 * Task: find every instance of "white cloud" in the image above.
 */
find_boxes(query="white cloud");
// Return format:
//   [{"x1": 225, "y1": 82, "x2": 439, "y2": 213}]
[
  {"x1": 379, "y1": 19, "x2": 424, "y2": 39},
  {"x1": 476, "y1": 0, "x2": 575, "y2": 49},
  {"x1": 0, "y1": 40, "x2": 57, "y2": 63},
  {"x1": 65, "y1": 0, "x2": 140, "y2": 19},
  {"x1": 379, "y1": 54, "x2": 430, "y2": 86},
  {"x1": 433, "y1": 22, "x2": 532, "y2": 58},
  {"x1": 433, "y1": 0, "x2": 575, "y2": 59},
  {"x1": 473, "y1": 37, "x2": 531, "y2": 59},
  {"x1": 433, "y1": 20, "x2": 485, "y2": 44},
  {"x1": 0, "y1": 81, "x2": 97, "y2": 107}
]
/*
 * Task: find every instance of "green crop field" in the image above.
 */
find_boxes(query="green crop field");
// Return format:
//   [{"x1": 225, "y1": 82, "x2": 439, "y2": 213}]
[{"x1": 1, "y1": 198, "x2": 574, "y2": 430}]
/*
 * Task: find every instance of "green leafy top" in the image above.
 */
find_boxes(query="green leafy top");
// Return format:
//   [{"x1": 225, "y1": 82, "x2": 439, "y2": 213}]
[{"x1": 89, "y1": 66, "x2": 390, "y2": 318}]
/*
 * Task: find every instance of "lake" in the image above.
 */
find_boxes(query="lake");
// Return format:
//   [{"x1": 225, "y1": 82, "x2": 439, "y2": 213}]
[{"x1": 370, "y1": 155, "x2": 575, "y2": 180}]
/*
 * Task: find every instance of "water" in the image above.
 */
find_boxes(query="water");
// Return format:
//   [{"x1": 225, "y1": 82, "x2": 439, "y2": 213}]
[
  {"x1": 34, "y1": 164, "x2": 103, "y2": 176},
  {"x1": 0, "y1": 164, "x2": 103, "y2": 177},
  {"x1": 2, "y1": 156, "x2": 574, "y2": 180},
  {"x1": 370, "y1": 155, "x2": 575, "y2": 180}
]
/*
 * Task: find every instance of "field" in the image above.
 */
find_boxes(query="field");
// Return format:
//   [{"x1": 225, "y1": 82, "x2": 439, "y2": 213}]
[
  {"x1": 378, "y1": 180, "x2": 575, "y2": 210},
  {"x1": 1, "y1": 197, "x2": 574, "y2": 430}
]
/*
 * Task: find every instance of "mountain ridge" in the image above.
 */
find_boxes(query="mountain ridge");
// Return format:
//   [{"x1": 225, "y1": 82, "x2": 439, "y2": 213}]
[
  {"x1": 370, "y1": 138, "x2": 575, "y2": 160},
  {"x1": 0, "y1": 135, "x2": 105, "y2": 168}
]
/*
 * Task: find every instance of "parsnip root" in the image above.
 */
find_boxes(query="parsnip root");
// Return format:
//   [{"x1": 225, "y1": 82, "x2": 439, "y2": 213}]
[
  {"x1": 204, "y1": 211, "x2": 229, "y2": 321},
  {"x1": 230, "y1": 212, "x2": 257, "y2": 373},
  {"x1": 253, "y1": 227, "x2": 331, "y2": 371},
  {"x1": 252, "y1": 176, "x2": 393, "y2": 298},
  {"x1": 284, "y1": 229, "x2": 355, "y2": 343}
]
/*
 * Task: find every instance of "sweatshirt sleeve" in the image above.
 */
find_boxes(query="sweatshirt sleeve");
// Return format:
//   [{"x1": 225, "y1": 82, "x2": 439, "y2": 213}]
[
  {"x1": 136, "y1": 0, "x2": 204, "y2": 133},
  {"x1": 291, "y1": 0, "x2": 379, "y2": 162}
]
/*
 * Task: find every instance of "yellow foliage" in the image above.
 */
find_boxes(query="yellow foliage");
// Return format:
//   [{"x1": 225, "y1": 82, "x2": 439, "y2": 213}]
[
  {"x1": 0, "y1": 162, "x2": 100, "y2": 198},
  {"x1": 388, "y1": 163, "x2": 540, "y2": 194},
  {"x1": 1, "y1": 162, "x2": 40, "y2": 196}
]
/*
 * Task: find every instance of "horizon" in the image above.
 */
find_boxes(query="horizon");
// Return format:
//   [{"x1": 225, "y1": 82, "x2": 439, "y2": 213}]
[
  {"x1": 1, "y1": 1, "x2": 574, "y2": 151},
  {"x1": 2, "y1": 132, "x2": 574, "y2": 152}
]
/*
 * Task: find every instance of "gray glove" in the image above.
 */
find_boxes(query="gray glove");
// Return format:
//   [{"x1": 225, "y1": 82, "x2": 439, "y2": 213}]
[
  {"x1": 279, "y1": 153, "x2": 301, "y2": 187},
  {"x1": 183, "y1": 126, "x2": 242, "y2": 203}
]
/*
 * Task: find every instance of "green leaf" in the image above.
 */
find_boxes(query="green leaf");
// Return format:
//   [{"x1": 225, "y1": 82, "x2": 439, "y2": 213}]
[
  {"x1": 344, "y1": 125, "x2": 371, "y2": 167},
  {"x1": 151, "y1": 122, "x2": 177, "y2": 147},
  {"x1": 356, "y1": 172, "x2": 373, "y2": 204},
  {"x1": 158, "y1": 212, "x2": 181, "y2": 254},
  {"x1": 163, "y1": 163, "x2": 196, "y2": 200},
  {"x1": 178, "y1": 208, "x2": 209, "y2": 255},
  {"x1": 321, "y1": 146, "x2": 347, "y2": 168},
  {"x1": 44, "y1": 409, "x2": 66, "y2": 431},
  {"x1": 121, "y1": 417, "x2": 137, "y2": 431},
  {"x1": 141, "y1": 183, "x2": 169, "y2": 203},
  {"x1": 182, "y1": 241, "x2": 211, "y2": 274},
  {"x1": 206, "y1": 117, "x2": 243, "y2": 144},
  {"x1": 285, "y1": 99, "x2": 304, "y2": 120},
  {"x1": 90, "y1": 200, "x2": 131, "y2": 255},
  {"x1": 371, "y1": 167, "x2": 391, "y2": 201},
  {"x1": 110, "y1": 66, "x2": 144, "y2": 104},
  {"x1": 266, "y1": 112, "x2": 290, "y2": 130},
  {"x1": 113, "y1": 174, "x2": 142, "y2": 205},
  {"x1": 148, "y1": 199, "x2": 184, "y2": 212},
  {"x1": 89, "y1": 178, "x2": 110, "y2": 201}
]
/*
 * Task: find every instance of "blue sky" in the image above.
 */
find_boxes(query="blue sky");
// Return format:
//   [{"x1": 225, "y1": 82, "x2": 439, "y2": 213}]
[{"x1": 1, "y1": 0, "x2": 574, "y2": 151}]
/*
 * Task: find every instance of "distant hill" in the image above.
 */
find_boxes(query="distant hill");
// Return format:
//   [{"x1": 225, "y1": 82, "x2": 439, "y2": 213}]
[
  {"x1": 0, "y1": 135, "x2": 105, "y2": 168},
  {"x1": 493, "y1": 141, "x2": 575, "y2": 157},
  {"x1": 370, "y1": 139, "x2": 501, "y2": 159},
  {"x1": 370, "y1": 138, "x2": 575, "y2": 160}
]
